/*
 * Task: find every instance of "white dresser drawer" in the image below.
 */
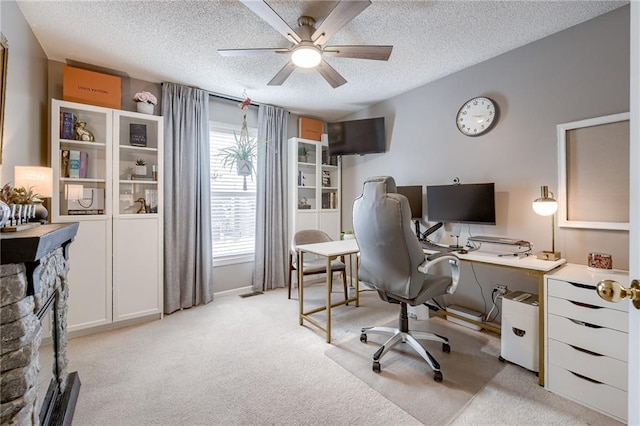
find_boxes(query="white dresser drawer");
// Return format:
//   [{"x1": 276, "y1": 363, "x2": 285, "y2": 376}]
[
  {"x1": 547, "y1": 339, "x2": 627, "y2": 391},
  {"x1": 547, "y1": 278, "x2": 628, "y2": 312},
  {"x1": 547, "y1": 296, "x2": 628, "y2": 333},
  {"x1": 547, "y1": 363, "x2": 627, "y2": 422},
  {"x1": 547, "y1": 314, "x2": 628, "y2": 361}
]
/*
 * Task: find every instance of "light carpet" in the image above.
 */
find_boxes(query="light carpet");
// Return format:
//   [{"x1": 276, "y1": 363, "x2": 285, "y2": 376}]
[
  {"x1": 43, "y1": 285, "x2": 623, "y2": 425},
  {"x1": 326, "y1": 317, "x2": 505, "y2": 425}
]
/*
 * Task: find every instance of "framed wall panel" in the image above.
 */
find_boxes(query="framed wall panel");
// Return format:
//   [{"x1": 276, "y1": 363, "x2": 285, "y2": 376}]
[{"x1": 557, "y1": 112, "x2": 630, "y2": 230}]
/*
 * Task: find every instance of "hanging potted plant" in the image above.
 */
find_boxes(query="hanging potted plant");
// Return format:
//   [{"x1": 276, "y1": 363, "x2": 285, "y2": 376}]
[
  {"x1": 218, "y1": 131, "x2": 257, "y2": 191},
  {"x1": 218, "y1": 96, "x2": 257, "y2": 191}
]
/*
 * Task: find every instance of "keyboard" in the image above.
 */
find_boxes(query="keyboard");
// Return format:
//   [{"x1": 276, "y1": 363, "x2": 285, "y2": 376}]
[
  {"x1": 420, "y1": 240, "x2": 455, "y2": 253},
  {"x1": 467, "y1": 235, "x2": 531, "y2": 247}
]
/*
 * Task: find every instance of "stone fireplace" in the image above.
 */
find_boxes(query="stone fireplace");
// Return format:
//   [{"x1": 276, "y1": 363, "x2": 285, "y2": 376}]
[{"x1": 1, "y1": 223, "x2": 80, "y2": 425}]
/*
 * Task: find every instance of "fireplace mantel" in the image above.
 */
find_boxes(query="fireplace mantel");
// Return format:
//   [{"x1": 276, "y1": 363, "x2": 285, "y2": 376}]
[{"x1": 1, "y1": 223, "x2": 80, "y2": 425}]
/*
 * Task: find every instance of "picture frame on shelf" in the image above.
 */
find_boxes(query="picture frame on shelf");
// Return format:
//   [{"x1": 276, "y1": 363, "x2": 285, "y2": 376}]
[{"x1": 129, "y1": 123, "x2": 147, "y2": 147}]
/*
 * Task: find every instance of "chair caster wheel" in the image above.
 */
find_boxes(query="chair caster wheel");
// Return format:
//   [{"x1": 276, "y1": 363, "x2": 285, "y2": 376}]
[
  {"x1": 373, "y1": 361, "x2": 381, "y2": 373},
  {"x1": 442, "y1": 343, "x2": 450, "y2": 353},
  {"x1": 360, "y1": 333, "x2": 367, "y2": 343},
  {"x1": 498, "y1": 356, "x2": 505, "y2": 362},
  {"x1": 433, "y1": 370, "x2": 443, "y2": 382}
]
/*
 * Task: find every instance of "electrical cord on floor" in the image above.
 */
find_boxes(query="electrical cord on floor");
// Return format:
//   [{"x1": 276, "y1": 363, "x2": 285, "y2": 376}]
[{"x1": 485, "y1": 288, "x2": 501, "y2": 323}]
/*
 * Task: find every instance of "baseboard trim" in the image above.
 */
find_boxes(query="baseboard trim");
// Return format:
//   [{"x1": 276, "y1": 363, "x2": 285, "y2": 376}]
[{"x1": 214, "y1": 286, "x2": 253, "y2": 298}]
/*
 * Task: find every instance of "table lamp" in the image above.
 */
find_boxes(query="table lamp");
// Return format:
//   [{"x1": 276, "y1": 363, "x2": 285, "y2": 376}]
[
  {"x1": 14, "y1": 166, "x2": 53, "y2": 223},
  {"x1": 532, "y1": 185, "x2": 561, "y2": 260}
]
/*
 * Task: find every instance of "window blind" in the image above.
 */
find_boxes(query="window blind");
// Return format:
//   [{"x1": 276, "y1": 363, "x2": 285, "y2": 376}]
[{"x1": 210, "y1": 123, "x2": 257, "y2": 261}]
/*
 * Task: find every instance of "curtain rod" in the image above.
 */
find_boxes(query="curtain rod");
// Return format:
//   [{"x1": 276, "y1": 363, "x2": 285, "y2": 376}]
[{"x1": 208, "y1": 91, "x2": 260, "y2": 107}]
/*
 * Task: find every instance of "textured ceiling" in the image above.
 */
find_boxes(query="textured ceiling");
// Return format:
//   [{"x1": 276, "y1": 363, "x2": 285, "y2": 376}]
[{"x1": 17, "y1": 0, "x2": 627, "y2": 121}]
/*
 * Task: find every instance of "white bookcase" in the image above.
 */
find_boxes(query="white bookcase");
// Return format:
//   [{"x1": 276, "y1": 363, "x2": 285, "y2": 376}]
[
  {"x1": 288, "y1": 137, "x2": 341, "y2": 243},
  {"x1": 51, "y1": 99, "x2": 163, "y2": 332}
]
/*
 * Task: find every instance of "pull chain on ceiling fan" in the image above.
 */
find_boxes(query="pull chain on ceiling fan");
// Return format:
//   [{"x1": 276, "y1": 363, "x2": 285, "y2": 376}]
[{"x1": 217, "y1": 0, "x2": 393, "y2": 88}]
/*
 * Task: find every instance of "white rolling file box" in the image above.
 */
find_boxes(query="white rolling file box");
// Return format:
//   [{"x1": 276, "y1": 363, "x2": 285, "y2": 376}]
[{"x1": 501, "y1": 291, "x2": 539, "y2": 371}]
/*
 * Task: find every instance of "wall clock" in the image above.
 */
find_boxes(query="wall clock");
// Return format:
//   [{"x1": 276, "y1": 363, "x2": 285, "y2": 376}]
[{"x1": 456, "y1": 97, "x2": 498, "y2": 136}]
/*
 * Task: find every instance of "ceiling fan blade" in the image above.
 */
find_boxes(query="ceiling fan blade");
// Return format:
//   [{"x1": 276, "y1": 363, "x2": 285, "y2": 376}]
[
  {"x1": 217, "y1": 48, "x2": 290, "y2": 57},
  {"x1": 316, "y1": 59, "x2": 347, "y2": 88},
  {"x1": 311, "y1": 0, "x2": 371, "y2": 45},
  {"x1": 239, "y1": 0, "x2": 301, "y2": 44},
  {"x1": 323, "y1": 45, "x2": 393, "y2": 61},
  {"x1": 268, "y1": 61, "x2": 297, "y2": 86}
]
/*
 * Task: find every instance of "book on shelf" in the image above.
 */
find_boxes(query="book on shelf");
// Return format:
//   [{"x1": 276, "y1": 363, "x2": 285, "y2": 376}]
[
  {"x1": 131, "y1": 174, "x2": 154, "y2": 181},
  {"x1": 323, "y1": 192, "x2": 338, "y2": 209},
  {"x1": 60, "y1": 111, "x2": 75, "y2": 139},
  {"x1": 129, "y1": 123, "x2": 147, "y2": 147},
  {"x1": 68, "y1": 150, "x2": 81, "y2": 178},
  {"x1": 67, "y1": 209, "x2": 104, "y2": 215},
  {"x1": 60, "y1": 150, "x2": 70, "y2": 178},
  {"x1": 79, "y1": 151, "x2": 89, "y2": 178}
]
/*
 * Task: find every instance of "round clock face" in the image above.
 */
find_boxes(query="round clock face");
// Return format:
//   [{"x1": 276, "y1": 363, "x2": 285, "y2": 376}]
[{"x1": 456, "y1": 97, "x2": 498, "y2": 136}]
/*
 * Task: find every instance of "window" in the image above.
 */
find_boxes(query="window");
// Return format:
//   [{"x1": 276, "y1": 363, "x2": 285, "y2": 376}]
[{"x1": 210, "y1": 121, "x2": 257, "y2": 265}]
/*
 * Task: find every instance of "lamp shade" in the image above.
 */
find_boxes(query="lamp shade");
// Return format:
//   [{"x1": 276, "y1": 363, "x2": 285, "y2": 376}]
[
  {"x1": 291, "y1": 43, "x2": 322, "y2": 68},
  {"x1": 14, "y1": 166, "x2": 53, "y2": 198},
  {"x1": 532, "y1": 185, "x2": 558, "y2": 216}
]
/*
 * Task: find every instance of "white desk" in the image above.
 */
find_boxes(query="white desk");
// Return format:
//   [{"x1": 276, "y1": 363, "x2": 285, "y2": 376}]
[
  {"x1": 296, "y1": 240, "x2": 564, "y2": 385},
  {"x1": 296, "y1": 239, "x2": 360, "y2": 343},
  {"x1": 426, "y1": 248, "x2": 565, "y2": 385}
]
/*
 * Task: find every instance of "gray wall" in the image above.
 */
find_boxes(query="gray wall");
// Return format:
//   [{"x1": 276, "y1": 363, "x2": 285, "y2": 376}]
[
  {"x1": 0, "y1": 0, "x2": 48, "y2": 184},
  {"x1": 339, "y1": 6, "x2": 630, "y2": 316}
]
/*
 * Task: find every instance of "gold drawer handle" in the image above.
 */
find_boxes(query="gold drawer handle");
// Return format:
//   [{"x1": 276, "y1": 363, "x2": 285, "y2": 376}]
[{"x1": 597, "y1": 279, "x2": 640, "y2": 310}]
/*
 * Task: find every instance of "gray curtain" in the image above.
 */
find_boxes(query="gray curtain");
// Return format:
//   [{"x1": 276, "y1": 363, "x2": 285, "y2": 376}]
[
  {"x1": 162, "y1": 82, "x2": 214, "y2": 313},
  {"x1": 253, "y1": 105, "x2": 289, "y2": 291}
]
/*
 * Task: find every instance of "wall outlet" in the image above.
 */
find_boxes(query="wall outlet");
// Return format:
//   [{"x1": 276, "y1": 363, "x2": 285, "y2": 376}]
[{"x1": 495, "y1": 285, "x2": 508, "y2": 298}]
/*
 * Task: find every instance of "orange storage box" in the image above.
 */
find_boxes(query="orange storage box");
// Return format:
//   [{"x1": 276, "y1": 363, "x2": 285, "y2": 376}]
[{"x1": 63, "y1": 65, "x2": 121, "y2": 109}]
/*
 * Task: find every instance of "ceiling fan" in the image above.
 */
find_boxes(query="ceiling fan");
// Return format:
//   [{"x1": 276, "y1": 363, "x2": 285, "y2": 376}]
[{"x1": 218, "y1": 0, "x2": 393, "y2": 88}]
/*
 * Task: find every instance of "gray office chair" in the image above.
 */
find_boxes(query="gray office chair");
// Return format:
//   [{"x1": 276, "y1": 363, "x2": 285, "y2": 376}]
[
  {"x1": 287, "y1": 229, "x2": 348, "y2": 300},
  {"x1": 353, "y1": 176, "x2": 460, "y2": 382}
]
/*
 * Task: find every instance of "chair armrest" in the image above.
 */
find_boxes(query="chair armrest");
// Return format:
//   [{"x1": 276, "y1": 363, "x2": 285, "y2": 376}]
[{"x1": 418, "y1": 253, "x2": 460, "y2": 295}]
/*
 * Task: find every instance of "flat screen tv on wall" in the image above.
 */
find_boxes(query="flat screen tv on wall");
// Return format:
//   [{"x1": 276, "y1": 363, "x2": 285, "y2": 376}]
[{"x1": 327, "y1": 117, "x2": 386, "y2": 156}]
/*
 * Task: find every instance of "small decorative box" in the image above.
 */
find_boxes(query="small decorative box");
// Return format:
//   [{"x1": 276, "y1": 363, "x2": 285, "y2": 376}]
[{"x1": 588, "y1": 252, "x2": 613, "y2": 270}]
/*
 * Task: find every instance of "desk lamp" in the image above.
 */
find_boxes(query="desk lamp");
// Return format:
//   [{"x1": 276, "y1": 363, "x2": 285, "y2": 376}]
[
  {"x1": 532, "y1": 185, "x2": 561, "y2": 260},
  {"x1": 14, "y1": 166, "x2": 53, "y2": 223}
]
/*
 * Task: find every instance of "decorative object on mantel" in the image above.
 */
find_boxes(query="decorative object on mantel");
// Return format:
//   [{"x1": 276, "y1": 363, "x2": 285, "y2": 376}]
[
  {"x1": 0, "y1": 186, "x2": 39, "y2": 231},
  {"x1": 532, "y1": 185, "x2": 561, "y2": 261},
  {"x1": 133, "y1": 91, "x2": 157, "y2": 114},
  {"x1": 217, "y1": 92, "x2": 257, "y2": 191}
]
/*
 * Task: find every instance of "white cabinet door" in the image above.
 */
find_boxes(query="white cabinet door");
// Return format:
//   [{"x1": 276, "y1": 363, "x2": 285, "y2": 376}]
[
  {"x1": 66, "y1": 219, "x2": 112, "y2": 331},
  {"x1": 112, "y1": 217, "x2": 162, "y2": 321},
  {"x1": 319, "y1": 211, "x2": 340, "y2": 240}
]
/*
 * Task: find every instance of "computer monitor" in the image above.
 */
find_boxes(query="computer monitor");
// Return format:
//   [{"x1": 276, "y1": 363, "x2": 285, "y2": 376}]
[
  {"x1": 396, "y1": 185, "x2": 423, "y2": 219},
  {"x1": 396, "y1": 185, "x2": 423, "y2": 238},
  {"x1": 426, "y1": 183, "x2": 496, "y2": 225}
]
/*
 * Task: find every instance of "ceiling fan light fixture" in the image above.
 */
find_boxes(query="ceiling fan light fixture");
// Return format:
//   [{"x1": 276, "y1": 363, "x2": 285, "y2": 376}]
[{"x1": 291, "y1": 44, "x2": 322, "y2": 68}]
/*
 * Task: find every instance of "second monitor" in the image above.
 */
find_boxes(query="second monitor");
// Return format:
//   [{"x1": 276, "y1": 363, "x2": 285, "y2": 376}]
[{"x1": 396, "y1": 185, "x2": 423, "y2": 238}]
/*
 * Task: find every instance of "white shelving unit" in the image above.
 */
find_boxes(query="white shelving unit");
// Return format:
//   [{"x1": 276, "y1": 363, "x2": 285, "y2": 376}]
[
  {"x1": 51, "y1": 99, "x2": 163, "y2": 332},
  {"x1": 288, "y1": 137, "x2": 341, "y2": 242}
]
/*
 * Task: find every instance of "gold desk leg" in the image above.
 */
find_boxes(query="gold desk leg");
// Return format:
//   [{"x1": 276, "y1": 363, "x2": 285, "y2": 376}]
[
  {"x1": 298, "y1": 250, "x2": 304, "y2": 326},
  {"x1": 354, "y1": 253, "x2": 359, "y2": 307},
  {"x1": 326, "y1": 255, "x2": 332, "y2": 343}
]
